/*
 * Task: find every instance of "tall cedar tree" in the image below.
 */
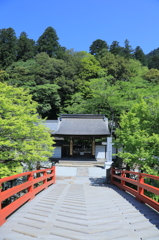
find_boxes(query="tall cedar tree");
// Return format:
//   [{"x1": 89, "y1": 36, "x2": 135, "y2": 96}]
[
  {"x1": 17, "y1": 32, "x2": 36, "y2": 61},
  {"x1": 0, "y1": 28, "x2": 17, "y2": 68},
  {"x1": 134, "y1": 46, "x2": 147, "y2": 66},
  {"x1": 36, "y1": 27, "x2": 60, "y2": 57},
  {"x1": 109, "y1": 41, "x2": 122, "y2": 55},
  {"x1": 123, "y1": 39, "x2": 134, "y2": 59}
]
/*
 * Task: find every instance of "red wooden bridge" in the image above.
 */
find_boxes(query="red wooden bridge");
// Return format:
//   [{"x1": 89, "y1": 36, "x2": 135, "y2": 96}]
[{"x1": 0, "y1": 167, "x2": 159, "y2": 240}]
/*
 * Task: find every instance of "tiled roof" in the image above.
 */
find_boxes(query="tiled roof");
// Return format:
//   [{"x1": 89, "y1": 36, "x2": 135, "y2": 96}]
[
  {"x1": 44, "y1": 120, "x2": 58, "y2": 133},
  {"x1": 54, "y1": 114, "x2": 110, "y2": 136}
]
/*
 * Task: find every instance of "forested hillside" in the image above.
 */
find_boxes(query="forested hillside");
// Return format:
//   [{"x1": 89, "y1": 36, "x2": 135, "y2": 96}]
[
  {"x1": 1, "y1": 26, "x2": 159, "y2": 176},
  {"x1": 0, "y1": 26, "x2": 159, "y2": 121}
]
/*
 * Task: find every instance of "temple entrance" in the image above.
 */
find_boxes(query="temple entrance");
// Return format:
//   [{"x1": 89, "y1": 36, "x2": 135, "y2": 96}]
[
  {"x1": 73, "y1": 139, "x2": 92, "y2": 159},
  {"x1": 54, "y1": 114, "x2": 110, "y2": 161},
  {"x1": 62, "y1": 139, "x2": 95, "y2": 159},
  {"x1": 62, "y1": 145, "x2": 70, "y2": 158}
]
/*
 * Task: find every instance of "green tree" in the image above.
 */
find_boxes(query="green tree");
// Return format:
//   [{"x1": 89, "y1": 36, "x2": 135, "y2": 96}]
[
  {"x1": 6, "y1": 59, "x2": 37, "y2": 87},
  {"x1": 17, "y1": 32, "x2": 36, "y2": 61},
  {"x1": 34, "y1": 52, "x2": 66, "y2": 85},
  {"x1": 128, "y1": 59, "x2": 148, "y2": 78},
  {"x1": 0, "y1": 83, "x2": 54, "y2": 178},
  {"x1": 122, "y1": 39, "x2": 134, "y2": 59},
  {"x1": 89, "y1": 39, "x2": 108, "y2": 56},
  {"x1": 63, "y1": 92, "x2": 88, "y2": 114},
  {"x1": 0, "y1": 70, "x2": 9, "y2": 82},
  {"x1": 79, "y1": 52, "x2": 105, "y2": 81},
  {"x1": 134, "y1": 46, "x2": 147, "y2": 66},
  {"x1": 63, "y1": 76, "x2": 151, "y2": 127},
  {"x1": 109, "y1": 41, "x2": 122, "y2": 56},
  {"x1": 30, "y1": 84, "x2": 61, "y2": 118},
  {"x1": 6, "y1": 53, "x2": 64, "y2": 118},
  {"x1": 36, "y1": 27, "x2": 60, "y2": 57},
  {"x1": 98, "y1": 51, "x2": 131, "y2": 81},
  {"x1": 147, "y1": 47, "x2": 159, "y2": 58},
  {"x1": 114, "y1": 98, "x2": 159, "y2": 175},
  {"x1": 144, "y1": 68, "x2": 159, "y2": 84},
  {"x1": 0, "y1": 28, "x2": 17, "y2": 68},
  {"x1": 56, "y1": 46, "x2": 66, "y2": 59},
  {"x1": 148, "y1": 55, "x2": 159, "y2": 70}
]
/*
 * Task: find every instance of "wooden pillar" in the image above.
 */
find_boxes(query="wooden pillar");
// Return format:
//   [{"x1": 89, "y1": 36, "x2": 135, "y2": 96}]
[
  {"x1": 92, "y1": 139, "x2": 95, "y2": 156},
  {"x1": 70, "y1": 139, "x2": 73, "y2": 156}
]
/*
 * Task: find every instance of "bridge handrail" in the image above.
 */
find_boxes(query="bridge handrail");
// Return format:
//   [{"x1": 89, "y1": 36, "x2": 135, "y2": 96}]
[
  {"x1": 0, "y1": 166, "x2": 56, "y2": 226},
  {"x1": 111, "y1": 168, "x2": 159, "y2": 213}
]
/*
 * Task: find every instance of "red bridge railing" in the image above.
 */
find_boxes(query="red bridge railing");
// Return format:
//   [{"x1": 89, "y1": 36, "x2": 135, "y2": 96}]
[
  {"x1": 111, "y1": 168, "x2": 159, "y2": 212},
  {"x1": 0, "y1": 166, "x2": 55, "y2": 226}
]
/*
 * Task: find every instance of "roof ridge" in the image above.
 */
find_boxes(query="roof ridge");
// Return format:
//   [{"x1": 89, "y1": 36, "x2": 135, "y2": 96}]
[{"x1": 60, "y1": 114, "x2": 105, "y2": 119}]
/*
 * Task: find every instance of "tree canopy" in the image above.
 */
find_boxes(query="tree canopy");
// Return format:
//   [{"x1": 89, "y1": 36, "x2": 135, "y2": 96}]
[
  {"x1": 0, "y1": 83, "x2": 54, "y2": 178},
  {"x1": 17, "y1": 32, "x2": 36, "y2": 61},
  {"x1": 0, "y1": 28, "x2": 17, "y2": 68},
  {"x1": 36, "y1": 26, "x2": 60, "y2": 57},
  {"x1": 114, "y1": 98, "x2": 159, "y2": 175},
  {"x1": 89, "y1": 39, "x2": 108, "y2": 56}
]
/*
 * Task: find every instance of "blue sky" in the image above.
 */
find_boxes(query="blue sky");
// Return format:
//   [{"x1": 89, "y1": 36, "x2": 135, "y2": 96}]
[{"x1": 1, "y1": 0, "x2": 159, "y2": 54}]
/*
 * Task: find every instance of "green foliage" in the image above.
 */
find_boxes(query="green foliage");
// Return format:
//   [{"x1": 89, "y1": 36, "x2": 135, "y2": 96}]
[
  {"x1": 30, "y1": 84, "x2": 61, "y2": 115},
  {"x1": 127, "y1": 59, "x2": 148, "y2": 77},
  {"x1": 0, "y1": 28, "x2": 17, "y2": 68},
  {"x1": 89, "y1": 39, "x2": 108, "y2": 56},
  {"x1": 63, "y1": 92, "x2": 88, "y2": 114},
  {"x1": 0, "y1": 162, "x2": 23, "y2": 179},
  {"x1": 144, "y1": 68, "x2": 159, "y2": 84},
  {"x1": 6, "y1": 54, "x2": 64, "y2": 117},
  {"x1": 36, "y1": 26, "x2": 60, "y2": 57},
  {"x1": 17, "y1": 32, "x2": 36, "y2": 61},
  {"x1": 114, "y1": 98, "x2": 159, "y2": 174},
  {"x1": 98, "y1": 52, "x2": 131, "y2": 80},
  {"x1": 109, "y1": 41, "x2": 122, "y2": 55},
  {"x1": 148, "y1": 55, "x2": 159, "y2": 70},
  {"x1": 78, "y1": 52, "x2": 104, "y2": 80},
  {"x1": 122, "y1": 39, "x2": 134, "y2": 59},
  {"x1": 0, "y1": 70, "x2": 9, "y2": 82},
  {"x1": 0, "y1": 83, "x2": 54, "y2": 178},
  {"x1": 146, "y1": 47, "x2": 159, "y2": 70},
  {"x1": 146, "y1": 47, "x2": 159, "y2": 58},
  {"x1": 63, "y1": 76, "x2": 149, "y2": 125},
  {"x1": 134, "y1": 46, "x2": 147, "y2": 66},
  {"x1": 6, "y1": 59, "x2": 37, "y2": 87},
  {"x1": 98, "y1": 51, "x2": 148, "y2": 81}
]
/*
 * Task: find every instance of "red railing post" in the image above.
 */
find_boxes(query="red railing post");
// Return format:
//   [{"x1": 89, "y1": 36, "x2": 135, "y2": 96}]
[
  {"x1": 43, "y1": 170, "x2": 47, "y2": 187},
  {"x1": 28, "y1": 172, "x2": 34, "y2": 200},
  {"x1": 0, "y1": 182, "x2": 5, "y2": 225},
  {"x1": 52, "y1": 166, "x2": 56, "y2": 184},
  {"x1": 121, "y1": 170, "x2": 125, "y2": 190},
  {"x1": 137, "y1": 173, "x2": 144, "y2": 202}
]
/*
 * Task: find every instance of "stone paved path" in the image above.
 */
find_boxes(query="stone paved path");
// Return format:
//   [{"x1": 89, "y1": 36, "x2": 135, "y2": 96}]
[{"x1": 0, "y1": 167, "x2": 159, "y2": 240}]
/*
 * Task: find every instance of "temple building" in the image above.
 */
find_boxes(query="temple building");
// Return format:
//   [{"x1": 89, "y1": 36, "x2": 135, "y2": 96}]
[{"x1": 45, "y1": 114, "x2": 116, "y2": 162}]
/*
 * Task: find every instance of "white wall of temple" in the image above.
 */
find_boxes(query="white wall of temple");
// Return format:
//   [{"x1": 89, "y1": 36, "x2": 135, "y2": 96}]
[
  {"x1": 95, "y1": 145, "x2": 106, "y2": 159},
  {"x1": 52, "y1": 146, "x2": 61, "y2": 158}
]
